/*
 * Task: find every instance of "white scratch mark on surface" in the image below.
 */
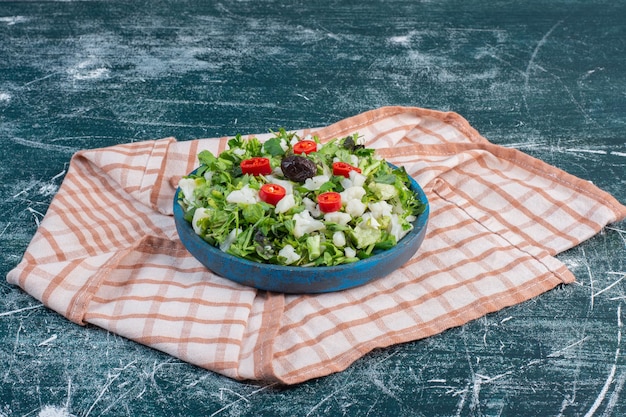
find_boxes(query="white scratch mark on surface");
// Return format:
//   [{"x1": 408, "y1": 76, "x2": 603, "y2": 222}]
[
  {"x1": 547, "y1": 337, "x2": 590, "y2": 358},
  {"x1": 453, "y1": 382, "x2": 470, "y2": 417},
  {"x1": 65, "y1": 377, "x2": 73, "y2": 411},
  {"x1": 602, "y1": 369, "x2": 626, "y2": 417},
  {"x1": 305, "y1": 384, "x2": 348, "y2": 417},
  {"x1": 610, "y1": 151, "x2": 626, "y2": 157},
  {"x1": 583, "y1": 304, "x2": 622, "y2": 417},
  {"x1": 219, "y1": 388, "x2": 250, "y2": 403},
  {"x1": 209, "y1": 384, "x2": 275, "y2": 417},
  {"x1": 565, "y1": 148, "x2": 608, "y2": 155},
  {"x1": 37, "y1": 334, "x2": 58, "y2": 347},
  {"x1": 0, "y1": 222, "x2": 10, "y2": 238},
  {"x1": 581, "y1": 247, "x2": 596, "y2": 310},
  {"x1": 500, "y1": 316, "x2": 513, "y2": 324},
  {"x1": 84, "y1": 360, "x2": 137, "y2": 417},
  {"x1": 27, "y1": 207, "x2": 45, "y2": 227},
  {"x1": 0, "y1": 92, "x2": 11, "y2": 102},
  {"x1": 0, "y1": 16, "x2": 29, "y2": 25},
  {"x1": 9, "y1": 137, "x2": 76, "y2": 153},
  {"x1": 593, "y1": 275, "x2": 626, "y2": 298},
  {"x1": 523, "y1": 20, "x2": 563, "y2": 112},
  {"x1": 23, "y1": 72, "x2": 61, "y2": 86},
  {"x1": 0, "y1": 304, "x2": 43, "y2": 317}
]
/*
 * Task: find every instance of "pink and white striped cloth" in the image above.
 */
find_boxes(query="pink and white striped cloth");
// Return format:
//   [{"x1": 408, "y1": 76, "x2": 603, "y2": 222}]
[{"x1": 8, "y1": 107, "x2": 626, "y2": 384}]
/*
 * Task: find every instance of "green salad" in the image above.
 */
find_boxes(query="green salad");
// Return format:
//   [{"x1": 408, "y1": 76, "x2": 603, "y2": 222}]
[{"x1": 177, "y1": 130, "x2": 426, "y2": 267}]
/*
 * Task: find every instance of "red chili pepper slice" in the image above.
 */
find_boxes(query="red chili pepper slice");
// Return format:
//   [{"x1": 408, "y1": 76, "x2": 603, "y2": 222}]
[
  {"x1": 240, "y1": 157, "x2": 272, "y2": 176},
  {"x1": 317, "y1": 192, "x2": 342, "y2": 213},
  {"x1": 259, "y1": 183, "x2": 286, "y2": 206},
  {"x1": 332, "y1": 161, "x2": 362, "y2": 178},
  {"x1": 293, "y1": 140, "x2": 317, "y2": 155}
]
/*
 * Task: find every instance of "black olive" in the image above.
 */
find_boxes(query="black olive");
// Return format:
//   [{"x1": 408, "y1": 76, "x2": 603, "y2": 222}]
[
  {"x1": 342, "y1": 136, "x2": 356, "y2": 150},
  {"x1": 342, "y1": 135, "x2": 364, "y2": 151},
  {"x1": 281, "y1": 155, "x2": 317, "y2": 183}
]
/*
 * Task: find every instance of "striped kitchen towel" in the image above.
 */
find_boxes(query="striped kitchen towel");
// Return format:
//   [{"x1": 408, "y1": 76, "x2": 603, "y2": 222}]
[{"x1": 7, "y1": 106, "x2": 626, "y2": 384}]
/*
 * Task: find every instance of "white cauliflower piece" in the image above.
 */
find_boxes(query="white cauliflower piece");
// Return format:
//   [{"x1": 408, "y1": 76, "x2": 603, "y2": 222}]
[
  {"x1": 226, "y1": 185, "x2": 259, "y2": 205},
  {"x1": 388, "y1": 213, "x2": 413, "y2": 242},
  {"x1": 303, "y1": 175, "x2": 330, "y2": 191},
  {"x1": 178, "y1": 177, "x2": 200, "y2": 206},
  {"x1": 333, "y1": 231, "x2": 346, "y2": 247},
  {"x1": 324, "y1": 211, "x2": 352, "y2": 226},
  {"x1": 340, "y1": 186, "x2": 366, "y2": 204},
  {"x1": 275, "y1": 194, "x2": 296, "y2": 214},
  {"x1": 303, "y1": 197, "x2": 322, "y2": 218},
  {"x1": 349, "y1": 170, "x2": 366, "y2": 187},
  {"x1": 368, "y1": 201, "x2": 393, "y2": 219},
  {"x1": 345, "y1": 199, "x2": 367, "y2": 217},
  {"x1": 361, "y1": 212, "x2": 381, "y2": 229},
  {"x1": 293, "y1": 210, "x2": 325, "y2": 238},
  {"x1": 278, "y1": 244, "x2": 301, "y2": 265},
  {"x1": 192, "y1": 207, "x2": 211, "y2": 235}
]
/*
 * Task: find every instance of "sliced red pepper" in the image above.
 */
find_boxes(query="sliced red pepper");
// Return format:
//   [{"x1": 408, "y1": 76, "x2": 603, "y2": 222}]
[
  {"x1": 240, "y1": 157, "x2": 272, "y2": 176},
  {"x1": 332, "y1": 161, "x2": 361, "y2": 178},
  {"x1": 293, "y1": 140, "x2": 317, "y2": 155},
  {"x1": 259, "y1": 183, "x2": 286, "y2": 206},
  {"x1": 317, "y1": 192, "x2": 342, "y2": 213}
]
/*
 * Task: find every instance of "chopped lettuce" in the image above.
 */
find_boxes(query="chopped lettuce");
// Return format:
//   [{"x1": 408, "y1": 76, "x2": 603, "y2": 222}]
[{"x1": 177, "y1": 129, "x2": 426, "y2": 266}]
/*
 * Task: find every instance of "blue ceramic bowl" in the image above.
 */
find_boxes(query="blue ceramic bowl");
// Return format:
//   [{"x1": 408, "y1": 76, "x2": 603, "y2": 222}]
[{"x1": 173, "y1": 166, "x2": 429, "y2": 293}]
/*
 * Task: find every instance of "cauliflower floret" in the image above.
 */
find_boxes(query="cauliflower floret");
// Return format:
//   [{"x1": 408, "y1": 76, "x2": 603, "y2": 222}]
[
  {"x1": 293, "y1": 210, "x2": 325, "y2": 238},
  {"x1": 388, "y1": 213, "x2": 413, "y2": 242},
  {"x1": 275, "y1": 194, "x2": 296, "y2": 214},
  {"x1": 303, "y1": 197, "x2": 322, "y2": 218},
  {"x1": 333, "y1": 231, "x2": 346, "y2": 247},
  {"x1": 278, "y1": 244, "x2": 301, "y2": 265},
  {"x1": 368, "y1": 201, "x2": 393, "y2": 219},
  {"x1": 345, "y1": 199, "x2": 367, "y2": 217},
  {"x1": 361, "y1": 212, "x2": 381, "y2": 229},
  {"x1": 191, "y1": 207, "x2": 211, "y2": 235},
  {"x1": 344, "y1": 246, "x2": 357, "y2": 258},
  {"x1": 303, "y1": 175, "x2": 330, "y2": 191},
  {"x1": 349, "y1": 170, "x2": 366, "y2": 187},
  {"x1": 226, "y1": 185, "x2": 259, "y2": 205},
  {"x1": 340, "y1": 186, "x2": 366, "y2": 203},
  {"x1": 324, "y1": 211, "x2": 352, "y2": 226},
  {"x1": 178, "y1": 177, "x2": 200, "y2": 206}
]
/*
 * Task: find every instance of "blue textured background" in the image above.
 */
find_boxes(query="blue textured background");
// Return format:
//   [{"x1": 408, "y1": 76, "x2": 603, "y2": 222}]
[{"x1": 1, "y1": 1, "x2": 625, "y2": 416}]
